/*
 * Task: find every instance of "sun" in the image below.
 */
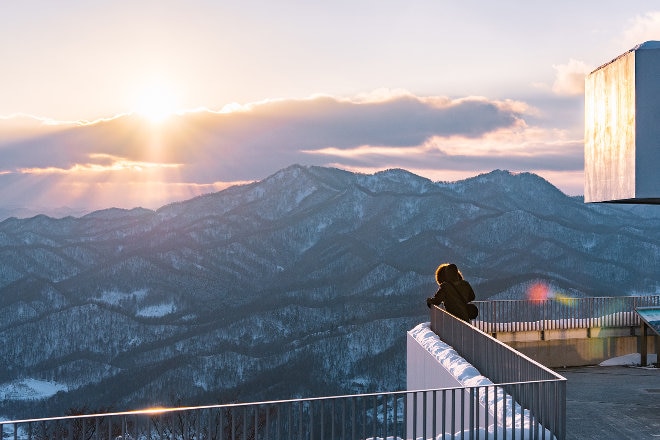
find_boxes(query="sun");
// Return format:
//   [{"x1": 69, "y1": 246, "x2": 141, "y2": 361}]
[{"x1": 134, "y1": 81, "x2": 180, "y2": 123}]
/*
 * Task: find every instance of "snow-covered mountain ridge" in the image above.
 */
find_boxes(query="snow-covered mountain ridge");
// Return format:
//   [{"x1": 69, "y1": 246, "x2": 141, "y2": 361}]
[{"x1": 0, "y1": 164, "x2": 658, "y2": 419}]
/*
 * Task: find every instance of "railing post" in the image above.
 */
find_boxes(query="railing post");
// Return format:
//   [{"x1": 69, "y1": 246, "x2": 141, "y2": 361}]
[
  {"x1": 492, "y1": 300, "x2": 497, "y2": 336},
  {"x1": 351, "y1": 397, "x2": 356, "y2": 440},
  {"x1": 469, "y1": 387, "x2": 475, "y2": 440},
  {"x1": 402, "y1": 393, "x2": 407, "y2": 440},
  {"x1": 641, "y1": 321, "x2": 648, "y2": 366}
]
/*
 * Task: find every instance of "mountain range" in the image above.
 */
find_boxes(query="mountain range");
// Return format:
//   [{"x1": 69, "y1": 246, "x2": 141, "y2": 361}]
[{"x1": 0, "y1": 164, "x2": 658, "y2": 419}]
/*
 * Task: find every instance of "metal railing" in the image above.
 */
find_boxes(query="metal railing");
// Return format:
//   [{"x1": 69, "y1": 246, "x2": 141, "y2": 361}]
[
  {"x1": 431, "y1": 306, "x2": 566, "y2": 440},
  {"x1": 1, "y1": 395, "x2": 407, "y2": 440},
  {"x1": 471, "y1": 295, "x2": 660, "y2": 333},
  {"x1": 10, "y1": 294, "x2": 632, "y2": 440},
  {"x1": 1, "y1": 382, "x2": 563, "y2": 440}
]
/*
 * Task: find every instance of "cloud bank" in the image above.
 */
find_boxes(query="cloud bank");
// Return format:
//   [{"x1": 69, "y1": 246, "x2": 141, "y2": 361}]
[
  {"x1": 551, "y1": 59, "x2": 593, "y2": 96},
  {"x1": 0, "y1": 92, "x2": 584, "y2": 214}
]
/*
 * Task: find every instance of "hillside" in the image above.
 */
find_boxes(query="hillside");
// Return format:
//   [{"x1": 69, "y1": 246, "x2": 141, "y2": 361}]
[{"x1": 0, "y1": 165, "x2": 658, "y2": 418}]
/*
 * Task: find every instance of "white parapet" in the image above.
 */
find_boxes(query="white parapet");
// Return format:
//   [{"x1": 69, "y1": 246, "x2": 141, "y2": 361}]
[
  {"x1": 406, "y1": 328, "x2": 476, "y2": 436},
  {"x1": 406, "y1": 323, "x2": 556, "y2": 440}
]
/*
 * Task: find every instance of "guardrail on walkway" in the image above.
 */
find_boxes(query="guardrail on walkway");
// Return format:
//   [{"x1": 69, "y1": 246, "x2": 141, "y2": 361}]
[
  {"x1": 431, "y1": 306, "x2": 566, "y2": 440},
  {"x1": 471, "y1": 295, "x2": 660, "y2": 333},
  {"x1": 1, "y1": 380, "x2": 562, "y2": 440},
  {"x1": 1, "y1": 395, "x2": 406, "y2": 440}
]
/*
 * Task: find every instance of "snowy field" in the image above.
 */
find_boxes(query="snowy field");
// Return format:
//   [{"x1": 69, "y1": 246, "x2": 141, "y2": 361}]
[{"x1": 0, "y1": 379, "x2": 67, "y2": 401}]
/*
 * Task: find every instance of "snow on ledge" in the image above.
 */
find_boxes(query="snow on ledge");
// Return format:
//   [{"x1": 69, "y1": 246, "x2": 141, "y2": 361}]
[{"x1": 406, "y1": 322, "x2": 556, "y2": 440}]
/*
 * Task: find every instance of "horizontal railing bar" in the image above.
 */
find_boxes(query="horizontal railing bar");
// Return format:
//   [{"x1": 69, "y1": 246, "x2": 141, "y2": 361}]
[
  {"x1": 1, "y1": 387, "x2": 565, "y2": 440},
  {"x1": 0, "y1": 377, "x2": 564, "y2": 427},
  {"x1": 474, "y1": 295, "x2": 660, "y2": 303}
]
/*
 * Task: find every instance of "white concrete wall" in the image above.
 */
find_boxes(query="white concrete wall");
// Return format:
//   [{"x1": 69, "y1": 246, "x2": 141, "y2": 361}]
[
  {"x1": 406, "y1": 331, "x2": 464, "y2": 390},
  {"x1": 406, "y1": 330, "x2": 487, "y2": 438}
]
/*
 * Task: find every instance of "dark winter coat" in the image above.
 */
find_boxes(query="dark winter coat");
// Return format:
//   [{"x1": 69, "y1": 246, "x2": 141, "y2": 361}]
[{"x1": 426, "y1": 279, "x2": 476, "y2": 322}]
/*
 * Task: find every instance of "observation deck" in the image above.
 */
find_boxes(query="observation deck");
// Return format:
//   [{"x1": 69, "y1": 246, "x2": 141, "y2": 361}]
[{"x1": 2, "y1": 296, "x2": 657, "y2": 439}]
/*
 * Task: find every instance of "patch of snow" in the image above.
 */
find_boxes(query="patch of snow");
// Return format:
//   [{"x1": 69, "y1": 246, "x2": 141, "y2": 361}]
[
  {"x1": 94, "y1": 288, "x2": 149, "y2": 306},
  {"x1": 295, "y1": 185, "x2": 315, "y2": 205},
  {"x1": 194, "y1": 378, "x2": 208, "y2": 391},
  {"x1": 127, "y1": 336, "x2": 142, "y2": 348},
  {"x1": 316, "y1": 219, "x2": 329, "y2": 233},
  {"x1": 582, "y1": 237, "x2": 597, "y2": 250},
  {"x1": 136, "y1": 303, "x2": 176, "y2": 317},
  {"x1": 0, "y1": 379, "x2": 67, "y2": 401},
  {"x1": 599, "y1": 353, "x2": 658, "y2": 367}
]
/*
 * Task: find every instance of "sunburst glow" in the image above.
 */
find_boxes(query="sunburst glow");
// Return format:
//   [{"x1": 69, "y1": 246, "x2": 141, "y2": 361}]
[{"x1": 134, "y1": 81, "x2": 180, "y2": 123}]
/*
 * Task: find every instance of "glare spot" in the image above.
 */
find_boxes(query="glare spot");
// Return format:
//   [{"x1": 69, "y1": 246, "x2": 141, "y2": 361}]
[{"x1": 134, "y1": 81, "x2": 180, "y2": 123}]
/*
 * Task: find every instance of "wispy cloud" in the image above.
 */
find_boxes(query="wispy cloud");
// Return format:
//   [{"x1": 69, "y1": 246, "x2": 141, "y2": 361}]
[
  {"x1": 16, "y1": 154, "x2": 182, "y2": 175},
  {"x1": 623, "y1": 11, "x2": 660, "y2": 48},
  {"x1": 0, "y1": 112, "x2": 127, "y2": 128}
]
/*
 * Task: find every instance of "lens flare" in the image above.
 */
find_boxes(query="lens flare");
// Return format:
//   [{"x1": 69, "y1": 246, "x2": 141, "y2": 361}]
[
  {"x1": 527, "y1": 281, "x2": 577, "y2": 306},
  {"x1": 553, "y1": 292, "x2": 577, "y2": 306},
  {"x1": 527, "y1": 282, "x2": 550, "y2": 302}
]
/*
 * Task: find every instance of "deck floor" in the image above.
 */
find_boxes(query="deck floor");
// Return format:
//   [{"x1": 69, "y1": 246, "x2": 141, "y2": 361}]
[{"x1": 558, "y1": 365, "x2": 660, "y2": 440}]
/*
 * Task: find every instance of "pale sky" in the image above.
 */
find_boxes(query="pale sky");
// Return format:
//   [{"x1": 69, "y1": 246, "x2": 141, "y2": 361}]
[{"x1": 2, "y1": 1, "x2": 660, "y2": 213}]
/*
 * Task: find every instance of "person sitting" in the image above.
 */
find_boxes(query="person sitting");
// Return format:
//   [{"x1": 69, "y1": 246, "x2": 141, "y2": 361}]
[{"x1": 426, "y1": 263, "x2": 478, "y2": 322}]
